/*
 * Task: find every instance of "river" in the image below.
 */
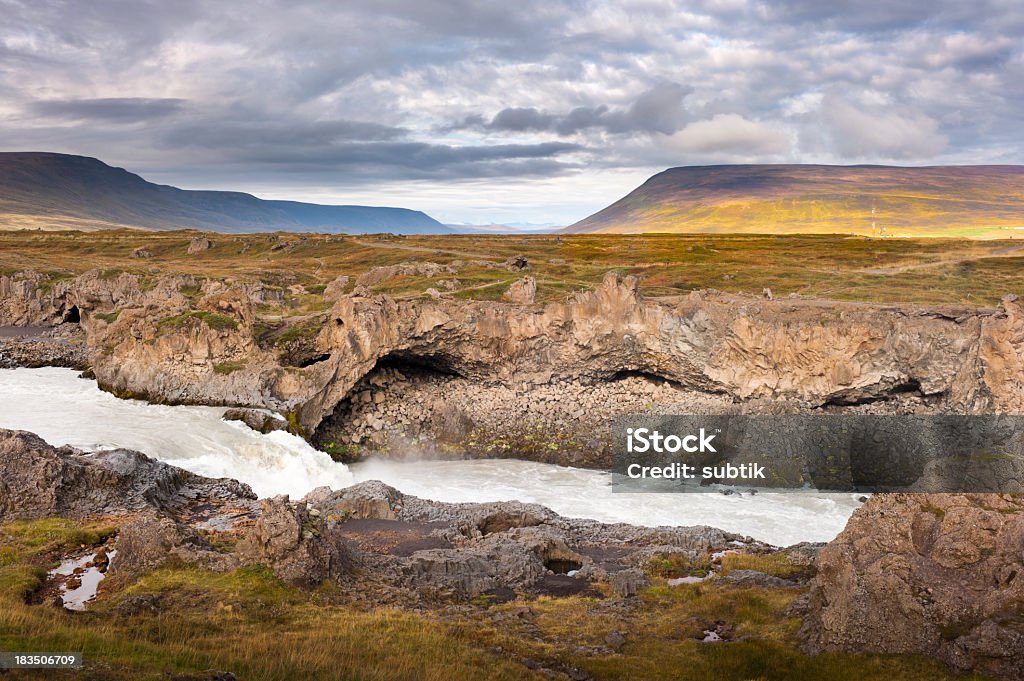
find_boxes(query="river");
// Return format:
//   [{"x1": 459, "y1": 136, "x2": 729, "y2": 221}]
[{"x1": 0, "y1": 367, "x2": 861, "y2": 545}]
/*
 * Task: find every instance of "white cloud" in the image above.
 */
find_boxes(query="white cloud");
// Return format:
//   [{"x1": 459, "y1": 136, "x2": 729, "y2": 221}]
[
  {"x1": 0, "y1": 0, "x2": 1019, "y2": 221},
  {"x1": 820, "y1": 94, "x2": 948, "y2": 159},
  {"x1": 664, "y1": 114, "x2": 789, "y2": 155}
]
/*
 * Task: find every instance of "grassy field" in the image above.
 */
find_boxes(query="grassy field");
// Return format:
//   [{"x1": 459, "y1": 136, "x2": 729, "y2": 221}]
[
  {"x1": 0, "y1": 518, "x2": 992, "y2": 681},
  {"x1": 1, "y1": 229, "x2": 1022, "y2": 308}
]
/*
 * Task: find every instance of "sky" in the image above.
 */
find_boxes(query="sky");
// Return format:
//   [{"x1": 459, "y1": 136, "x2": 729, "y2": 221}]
[{"x1": 0, "y1": 0, "x2": 1021, "y2": 225}]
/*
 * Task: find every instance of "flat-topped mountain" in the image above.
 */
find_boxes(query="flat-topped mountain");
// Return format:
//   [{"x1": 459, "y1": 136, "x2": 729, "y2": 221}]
[
  {"x1": 0, "y1": 152, "x2": 450, "y2": 234},
  {"x1": 566, "y1": 164, "x2": 1024, "y2": 238}
]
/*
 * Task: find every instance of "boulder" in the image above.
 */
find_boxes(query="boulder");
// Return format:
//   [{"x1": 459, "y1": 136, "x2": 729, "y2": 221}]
[
  {"x1": 504, "y1": 255, "x2": 529, "y2": 272},
  {"x1": 609, "y1": 568, "x2": 648, "y2": 598},
  {"x1": 236, "y1": 495, "x2": 351, "y2": 587},
  {"x1": 222, "y1": 408, "x2": 288, "y2": 434},
  {"x1": 306, "y1": 481, "x2": 402, "y2": 520},
  {"x1": 431, "y1": 401, "x2": 475, "y2": 443},
  {"x1": 800, "y1": 493, "x2": 1024, "y2": 681},
  {"x1": 504, "y1": 276, "x2": 537, "y2": 304},
  {"x1": 187, "y1": 237, "x2": 212, "y2": 254},
  {"x1": 0, "y1": 429, "x2": 255, "y2": 521},
  {"x1": 107, "y1": 512, "x2": 232, "y2": 587},
  {"x1": 322, "y1": 276, "x2": 351, "y2": 301}
]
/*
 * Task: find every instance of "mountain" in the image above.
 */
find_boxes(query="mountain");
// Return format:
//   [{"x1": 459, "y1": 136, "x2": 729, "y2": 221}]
[
  {"x1": 566, "y1": 165, "x2": 1024, "y2": 238},
  {"x1": 0, "y1": 152, "x2": 451, "y2": 234},
  {"x1": 445, "y1": 223, "x2": 562, "y2": 234}
]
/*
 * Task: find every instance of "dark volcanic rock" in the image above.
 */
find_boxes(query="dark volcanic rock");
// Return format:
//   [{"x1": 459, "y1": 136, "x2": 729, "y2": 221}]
[
  {"x1": 800, "y1": 493, "x2": 1024, "y2": 681},
  {"x1": 222, "y1": 408, "x2": 288, "y2": 434},
  {"x1": 108, "y1": 512, "x2": 233, "y2": 587},
  {"x1": 717, "y1": 569, "x2": 796, "y2": 588},
  {"x1": 236, "y1": 496, "x2": 352, "y2": 587},
  {"x1": 0, "y1": 429, "x2": 255, "y2": 521},
  {"x1": 305, "y1": 482, "x2": 750, "y2": 597}
]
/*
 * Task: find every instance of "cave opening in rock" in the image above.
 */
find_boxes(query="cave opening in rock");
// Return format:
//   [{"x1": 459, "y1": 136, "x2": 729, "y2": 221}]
[
  {"x1": 611, "y1": 368, "x2": 678, "y2": 387},
  {"x1": 64, "y1": 305, "x2": 80, "y2": 324},
  {"x1": 375, "y1": 351, "x2": 464, "y2": 378},
  {"x1": 545, "y1": 558, "x2": 583, "y2": 575},
  {"x1": 824, "y1": 378, "x2": 926, "y2": 407},
  {"x1": 295, "y1": 353, "x2": 331, "y2": 368},
  {"x1": 311, "y1": 349, "x2": 465, "y2": 452}
]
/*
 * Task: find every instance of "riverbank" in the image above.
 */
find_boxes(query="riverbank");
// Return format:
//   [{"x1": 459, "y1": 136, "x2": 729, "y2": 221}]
[
  {"x1": 0, "y1": 323, "x2": 87, "y2": 369},
  {"x1": 0, "y1": 367, "x2": 860, "y2": 545},
  {"x1": 1, "y1": 427, "x2": 1018, "y2": 681}
]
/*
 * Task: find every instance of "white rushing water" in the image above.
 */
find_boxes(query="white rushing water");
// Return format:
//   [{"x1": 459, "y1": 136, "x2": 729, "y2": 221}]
[{"x1": 0, "y1": 367, "x2": 861, "y2": 545}]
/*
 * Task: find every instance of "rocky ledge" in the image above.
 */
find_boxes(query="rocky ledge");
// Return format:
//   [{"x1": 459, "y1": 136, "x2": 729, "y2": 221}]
[
  {"x1": 0, "y1": 323, "x2": 88, "y2": 369},
  {"x1": 0, "y1": 428, "x2": 765, "y2": 597},
  {"x1": 4, "y1": 268, "x2": 1022, "y2": 468},
  {"x1": 2, "y1": 427, "x2": 1022, "y2": 679}
]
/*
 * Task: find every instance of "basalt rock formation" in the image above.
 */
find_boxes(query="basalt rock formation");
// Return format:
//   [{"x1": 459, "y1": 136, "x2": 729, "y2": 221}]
[
  {"x1": 800, "y1": 492, "x2": 1024, "y2": 681},
  {"x1": 3, "y1": 268, "x2": 1024, "y2": 466},
  {"x1": 3, "y1": 268, "x2": 1023, "y2": 464},
  {"x1": 0, "y1": 428, "x2": 756, "y2": 596},
  {"x1": 0, "y1": 429, "x2": 254, "y2": 521}
]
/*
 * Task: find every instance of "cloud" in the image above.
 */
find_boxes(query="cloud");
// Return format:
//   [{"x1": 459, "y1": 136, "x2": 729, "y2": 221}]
[
  {"x1": 457, "y1": 82, "x2": 692, "y2": 136},
  {"x1": 820, "y1": 95, "x2": 948, "y2": 159},
  {"x1": 665, "y1": 114, "x2": 788, "y2": 155},
  {"x1": 0, "y1": 0, "x2": 1020, "y2": 222},
  {"x1": 162, "y1": 119, "x2": 408, "y2": 149},
  {"x1": 30, "y1": 98, "x2": 186, "y2": 122}
]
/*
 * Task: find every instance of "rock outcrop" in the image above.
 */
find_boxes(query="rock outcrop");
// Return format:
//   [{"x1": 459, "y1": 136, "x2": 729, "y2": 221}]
[
  {"x1": 187, "y1": 237, "x2": 212, "y2": 254},
  {"x1": 0, "y1": 429, "x2": 255, "y2": 520},
  {"x1": 222, "y1": 408, "x2": 288, "y2": 434},
  {"x1": 236, "y1": 496, "x2": 351, "y2": 587},
  {"x1": 504, "y1": 275, "x2": 537, "y2": 304},
  {"x1": 1, "y1": 428, "x2": 759, "y2": 598},
  {"x1": 800, "y1": 492, "x2": 1024, "y2": 681},
  {"x1": 2, "y1": 269, "x2": 1023, "y2": 462}
]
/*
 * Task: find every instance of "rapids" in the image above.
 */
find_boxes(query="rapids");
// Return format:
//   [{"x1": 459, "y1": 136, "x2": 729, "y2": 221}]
[{"x1": 0, "y1": 367, "x2": 860, "y2": 545}]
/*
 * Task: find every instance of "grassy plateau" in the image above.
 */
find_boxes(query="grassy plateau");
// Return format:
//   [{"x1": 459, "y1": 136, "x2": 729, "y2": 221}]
[{"x1": 1, "y1": 230, "x2": 1023, "y2": 309}]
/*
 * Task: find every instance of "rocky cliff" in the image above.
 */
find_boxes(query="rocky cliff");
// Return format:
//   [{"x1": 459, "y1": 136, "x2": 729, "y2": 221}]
[
  {"x1": 800, "y1": 492, "x2": 1024, "y2": 680},
  {"x1": 2, "y1": 268, "x2": 1023, "y2": 464}
]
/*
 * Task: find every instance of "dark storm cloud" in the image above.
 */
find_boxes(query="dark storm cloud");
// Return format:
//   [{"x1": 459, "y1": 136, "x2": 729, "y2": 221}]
[
  {"x1": 31, "y1": 98, "x2": 186, "y2": 122},
  {"x1": 454, "y1": 83, "x2": 692, "y2": 136},
  {"x1": 0, "y1": 0, "x2": 1021, "y2": 220},
  {"x1": 167, "y1": 138, "x2": 582, "y2": 181},
  {"x1": 162, "y1": 119, "x2": 408, "y2": 149}
]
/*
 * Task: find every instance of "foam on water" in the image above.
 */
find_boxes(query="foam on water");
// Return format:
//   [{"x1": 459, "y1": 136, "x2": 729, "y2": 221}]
[
  {"x1": 0, "y1": 367, "x2": 861, "y2": 545},
  {"x1": 0, "y1": 367, "x2": 352, "y2": 497}
]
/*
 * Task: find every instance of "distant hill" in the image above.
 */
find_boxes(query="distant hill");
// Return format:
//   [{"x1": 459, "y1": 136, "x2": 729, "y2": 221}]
[
  {"x1": 445, "y1": 223, "x2": 562, "y2": 234},
  {"x1": 0, "y1": 152, "x2": 450, "y2": 234},
  {"x1": 566, "y1": 165, "x2": 1024, "y2": 238}
]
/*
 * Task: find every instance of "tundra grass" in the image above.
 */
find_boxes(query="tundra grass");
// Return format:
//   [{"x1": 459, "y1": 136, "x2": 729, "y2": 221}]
[
  {"x1": 0, "y1": 230, "x2": 1021, "y2": 309},
  {"x1": 0, "y1": 519, "x2": 994, "y2": 681}
]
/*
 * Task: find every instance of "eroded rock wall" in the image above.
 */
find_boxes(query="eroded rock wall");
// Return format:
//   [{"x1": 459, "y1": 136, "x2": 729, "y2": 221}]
[
  {"x1": 3, "y1": 270, "x2": 1023, "y2": 442},
  {"x1": 800, "y1": 492, "x2": 1024, "y2": 680}
]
